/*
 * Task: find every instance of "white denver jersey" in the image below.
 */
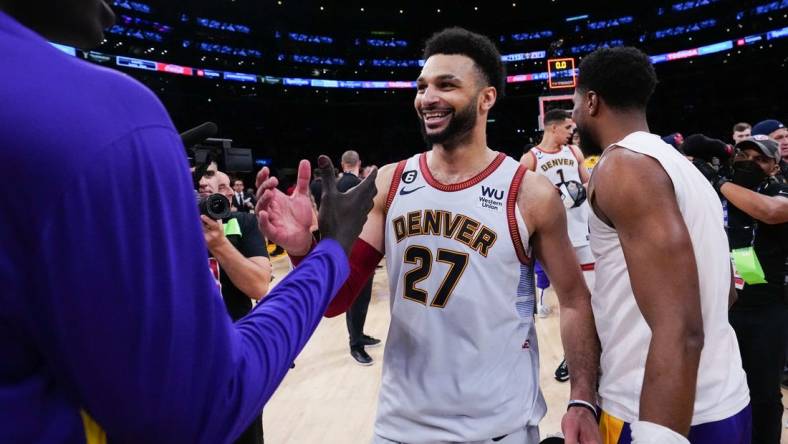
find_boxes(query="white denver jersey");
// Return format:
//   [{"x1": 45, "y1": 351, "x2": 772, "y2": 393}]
[
  {"x1": 529, "y1": 145, "x2": 590, "y2": 247},
  {"x1": 590, "y1": 132, "x2": 749, "y2": 425},
  {"x1": 376, "y1": 152, "x2": 546, "y2": 443}
]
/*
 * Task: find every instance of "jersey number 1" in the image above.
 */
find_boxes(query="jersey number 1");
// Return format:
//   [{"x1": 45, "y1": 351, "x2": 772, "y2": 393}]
[{"x1": 403, "y1": 246, "x2": 469, "y2": 308}]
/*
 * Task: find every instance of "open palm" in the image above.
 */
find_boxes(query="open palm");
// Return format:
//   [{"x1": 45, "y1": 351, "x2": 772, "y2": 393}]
[{"x1": 255, "y1": 159, "x2": 315, "y2": 255}]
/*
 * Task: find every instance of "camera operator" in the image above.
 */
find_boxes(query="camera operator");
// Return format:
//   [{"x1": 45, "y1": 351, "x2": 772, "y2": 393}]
[
  {"x1": 696, "y1": 135, "x2": 788, "y2": 443},
  {"x1": 199, "y1": 171, "x2": 272, "y2": 321},
  {"x1": 199, "y1": 170, "x2": 271, "y2": 444}
]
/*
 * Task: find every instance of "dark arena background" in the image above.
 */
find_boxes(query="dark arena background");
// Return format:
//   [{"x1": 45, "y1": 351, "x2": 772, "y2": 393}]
[{"x1": 51, "y1": 0, "x2": 787, "y2": 184}]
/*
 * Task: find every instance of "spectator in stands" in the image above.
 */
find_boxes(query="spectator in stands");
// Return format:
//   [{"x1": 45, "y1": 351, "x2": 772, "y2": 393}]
[{"x1": 732, "y1": 122, "x2": 751, "y2": 144}]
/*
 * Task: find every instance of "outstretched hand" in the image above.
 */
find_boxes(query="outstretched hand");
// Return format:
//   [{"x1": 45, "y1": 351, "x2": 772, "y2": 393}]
[
  {"x1": 255, "y1": 159, "x2": 315, "y2": 256},
  {"x1": 316, "y1": 155, "x2": 377, "y2": 256}
]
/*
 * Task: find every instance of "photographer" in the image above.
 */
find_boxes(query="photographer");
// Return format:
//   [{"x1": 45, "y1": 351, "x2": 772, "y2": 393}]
[
  {"x1": 696, "y1": 135, "x2": 788, "y2": 443},
  {"x1": 199, "y1": 171, "x2": 271, "y2": 322},
  {"x1": 200, "y1": 170, "x2": 271, "y2": 444}
]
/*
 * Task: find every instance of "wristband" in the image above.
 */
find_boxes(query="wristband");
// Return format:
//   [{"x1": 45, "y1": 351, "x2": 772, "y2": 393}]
[
  {"x1": 288, "y1": 237, "x2": 318, "y2": 267},
  {"x1": 630, "y1": 421, "x2": 689, "y2": 444},
  {"x1": 567, "y1": 399, "x2": 598, "y2": 421}
]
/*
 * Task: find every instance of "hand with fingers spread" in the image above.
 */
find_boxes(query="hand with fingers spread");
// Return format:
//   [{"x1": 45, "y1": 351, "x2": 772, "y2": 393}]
[
  {"x1": 255, "y1": 159, "x2": 315, "y2": 256},
  {"x1": 315, "y1": 155, "x2": 377, "y2": 256}
]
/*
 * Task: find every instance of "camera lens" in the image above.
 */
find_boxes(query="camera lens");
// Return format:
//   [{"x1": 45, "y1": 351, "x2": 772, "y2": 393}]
[{"x1": 199, "y1": 194, "x2": 231, "y2": 220}]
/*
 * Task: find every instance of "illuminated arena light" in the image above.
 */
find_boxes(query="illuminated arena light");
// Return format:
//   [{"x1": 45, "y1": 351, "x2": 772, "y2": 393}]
[{"x1": 53, "y1": 26, "x2": 788, "y2": 89}]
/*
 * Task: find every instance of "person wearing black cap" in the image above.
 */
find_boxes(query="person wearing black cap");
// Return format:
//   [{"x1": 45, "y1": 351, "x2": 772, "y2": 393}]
[{"x1": 715, "y1": 135, "x2": 788, "y2": 444}]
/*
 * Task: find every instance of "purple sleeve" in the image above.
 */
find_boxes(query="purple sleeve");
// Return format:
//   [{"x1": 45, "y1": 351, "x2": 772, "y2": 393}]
[{"x1": 33, "y1": 126, "x2": 348, "y2": 443}]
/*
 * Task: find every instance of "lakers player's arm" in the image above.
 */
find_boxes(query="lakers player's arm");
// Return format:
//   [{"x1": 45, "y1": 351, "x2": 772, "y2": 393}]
[
  {"x1": 322, "y1": 163, "x2": 396, "y2": 317},
  {"x1": 569, "y1": 145, "x2": 591, "y2": 184},
  {"x1": 519, "y1": 173, "x2": 601, "y2": 413},
  {"x1": 592, "y1": 148, "x2": 704, "y2": 436},
  {"x1": 519, "y1": 150, "x2": 537, "y2": 172}
]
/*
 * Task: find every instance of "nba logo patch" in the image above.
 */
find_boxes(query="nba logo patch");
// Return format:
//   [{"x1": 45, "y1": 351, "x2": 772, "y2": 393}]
[{"x1": 402, "y1": 170, "x2": 418, "y2": 184}]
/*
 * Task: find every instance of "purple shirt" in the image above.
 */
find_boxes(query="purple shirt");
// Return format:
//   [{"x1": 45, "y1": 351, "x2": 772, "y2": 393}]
[{"x1": 0, "y1": 11, "x2": 348, "y2": 443}]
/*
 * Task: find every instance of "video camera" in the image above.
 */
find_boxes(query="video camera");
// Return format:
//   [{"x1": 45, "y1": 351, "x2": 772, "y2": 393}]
[{"x1": 180, "y1": 122, "x2": 255, "y2": 220}]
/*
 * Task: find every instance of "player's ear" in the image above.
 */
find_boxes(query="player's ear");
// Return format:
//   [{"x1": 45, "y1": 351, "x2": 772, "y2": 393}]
[
  {"x1": 479, "y1": 86, "x2": 497, "y2": 112},
  {"x1": 587, "y1": 90, "x2": 600, "y2": 117}
]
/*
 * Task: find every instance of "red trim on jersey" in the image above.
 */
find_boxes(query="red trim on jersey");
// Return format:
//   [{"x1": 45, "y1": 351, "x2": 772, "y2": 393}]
[
  {"x1": 419, "y1": 152, "x2": 506, "y2": 192},
  {"x1": 531, "y1": 145, "x2": 562, "y2": 155},
  {"x1": 580, "y1": 263, "x2": 595, "y2": 271},
  {"x1": 507, "y1": 164, "x2": 532, "y2": 265},
  {"x1": 385, "y1": 160, "x2": 408, "y2": 214},
  {"x1": 528, "y1": 150, "x2": 537, "y2": 171}
]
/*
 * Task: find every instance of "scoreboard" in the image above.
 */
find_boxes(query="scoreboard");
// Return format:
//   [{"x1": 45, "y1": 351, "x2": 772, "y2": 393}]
[{"x1": 547, "y1": 58, "x2": 576, "y2": 89}]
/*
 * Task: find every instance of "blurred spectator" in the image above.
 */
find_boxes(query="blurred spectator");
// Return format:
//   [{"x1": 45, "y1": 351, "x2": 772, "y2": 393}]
[
  {"x1": 753, "y1": 119, "x2": 788, "y2": 160},
  {"x1": 732, "y1": 122, "x2": 751, "y2": 144},
  {"x1": 336, "y1": 150, "x2": 381, "y2": 365},
  {"x1": 661, "y1": 132, "x2": 684, "y2": 150},
  {"x1": 233, "y1": 178, "x2": 255, "y2": 213}
]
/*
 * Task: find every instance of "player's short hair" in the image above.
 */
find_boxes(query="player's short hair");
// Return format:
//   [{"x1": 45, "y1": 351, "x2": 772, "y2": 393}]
[
  {"x1": 577, "y1": 46, "x2": 657, "y2": 111},
  {"x1": 543, "y1": 109, "x2": 571, "y2": 126},
  {"x1": 733, "y1": 122, "x2": 751, "y2": 132},
  {"x1": 423, "y1": 27, "x2": 505, "y2": 95}
]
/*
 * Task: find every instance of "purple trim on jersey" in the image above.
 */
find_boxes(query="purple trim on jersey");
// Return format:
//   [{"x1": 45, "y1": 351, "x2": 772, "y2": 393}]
[{"x1": 612, "y1": 405, "x2": 751, "y2": 444}]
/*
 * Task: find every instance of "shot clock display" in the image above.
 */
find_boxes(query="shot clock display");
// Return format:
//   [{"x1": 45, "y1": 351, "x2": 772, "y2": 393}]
[{"x1": 547, "y1": 57, "x2": 577, "y2": 89}]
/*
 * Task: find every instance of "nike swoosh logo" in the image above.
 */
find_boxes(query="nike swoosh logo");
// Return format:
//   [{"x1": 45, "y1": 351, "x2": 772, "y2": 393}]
[{"x1": 399, "y1": 186, "x2": 425, "y2": 195}]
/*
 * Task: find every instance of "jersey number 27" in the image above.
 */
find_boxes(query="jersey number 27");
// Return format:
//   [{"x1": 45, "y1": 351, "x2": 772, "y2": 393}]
[{"x1": 403, "y1": 245, "x2": 469, "y2": 308}]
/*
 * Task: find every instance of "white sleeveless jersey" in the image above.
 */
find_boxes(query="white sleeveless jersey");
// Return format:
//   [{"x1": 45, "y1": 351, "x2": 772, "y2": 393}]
[
  {"x1": 376, "y1": 152, "x2": 546, "y2": 443},
  {"x1": 590, "y1": 132, "x2": 749, "y2": 425},
  {"x1": 530, "y1": 145, "x2": 590, "y2": 247}
]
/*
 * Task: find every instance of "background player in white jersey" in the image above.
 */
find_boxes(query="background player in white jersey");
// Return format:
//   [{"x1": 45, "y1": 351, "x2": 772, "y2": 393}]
[
  {"x1": 572, "y1": 47, "x2": 751, "y2": 443},
  {"x1": 521, "y1": 109, "x2": 595, "y2": 384},
  {"x1": 256, "y1": 28, "x2": 602, "y2": 444},
  {"x1": 520, "y1": 109, "x2": 594, "y2": 317}
]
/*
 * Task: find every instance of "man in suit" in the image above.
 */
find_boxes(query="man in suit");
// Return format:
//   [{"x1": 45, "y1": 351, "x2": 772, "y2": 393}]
[
  {"x1": 337, "y1": 150, "x2": 382, "y2": 365},
  {"x1": 233, "y1": 178, "x2": 255, "y2": 213}
]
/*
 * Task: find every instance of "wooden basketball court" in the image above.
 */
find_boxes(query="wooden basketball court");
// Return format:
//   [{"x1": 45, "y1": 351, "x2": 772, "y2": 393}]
[{"x1": 262, "y1": 255, "x2": 787, "y2": 443}]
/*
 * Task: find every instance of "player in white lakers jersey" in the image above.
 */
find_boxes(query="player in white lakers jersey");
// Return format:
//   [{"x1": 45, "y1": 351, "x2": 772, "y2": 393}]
[
  {"x1": 255, "y1": 28, "x2": 602, "y2": 444},
  {"x1": 573, "y1": 47, "x2": 750, "y2": 443}
]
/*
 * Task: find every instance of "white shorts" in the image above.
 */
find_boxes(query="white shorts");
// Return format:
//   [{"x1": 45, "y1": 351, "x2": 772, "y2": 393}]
[
  {"x1": 371, "y1": 425, "x2": 540, "y2": 444},
  {"x1": 574, "y1": 244, "x2": 594, "y2": 267}
]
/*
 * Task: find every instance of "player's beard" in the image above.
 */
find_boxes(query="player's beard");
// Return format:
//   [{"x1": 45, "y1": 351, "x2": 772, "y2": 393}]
[
  {"x1": 419, "y1": 101, "x2": 477, "y2": 149},
  {"x1": 576, "y1": 125, "x2": 604, "y2": 155}
]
